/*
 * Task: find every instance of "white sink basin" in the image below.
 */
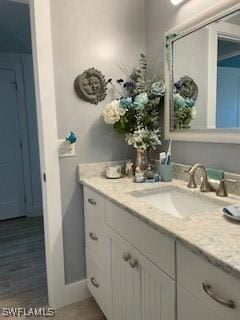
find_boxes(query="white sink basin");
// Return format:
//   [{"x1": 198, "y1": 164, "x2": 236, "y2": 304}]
[{"x1": 132, "y1": 186, "x2": 228, "y2": 218}]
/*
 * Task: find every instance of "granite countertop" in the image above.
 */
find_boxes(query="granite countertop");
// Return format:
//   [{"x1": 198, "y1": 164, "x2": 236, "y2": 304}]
[{"x1": 79, "y1": 168, "x2": 240, "y2": 280}]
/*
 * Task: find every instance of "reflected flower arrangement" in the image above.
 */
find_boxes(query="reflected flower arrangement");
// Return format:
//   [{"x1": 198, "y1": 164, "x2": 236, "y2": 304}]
[{"x1": 173, "y1": 76, "x2": 198, "y2": 129}]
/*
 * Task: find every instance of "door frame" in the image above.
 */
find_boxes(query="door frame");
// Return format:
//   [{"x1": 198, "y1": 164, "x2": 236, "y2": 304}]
[
  {"x1": 29, "y1": 0, "x2": 66, "y2": 308},
  {"x1": 207, "y1": 21, "x2": 240, "y2": 128},
  {"x1": 8, "y1": 0, "x2": 66, "y2": 307}
]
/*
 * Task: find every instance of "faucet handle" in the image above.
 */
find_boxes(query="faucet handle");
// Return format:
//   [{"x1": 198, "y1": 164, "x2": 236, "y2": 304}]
[
  {"x1": 225, "y1": 178, "x2": 237, "y2": 184},
  {"x1": 216, "y1": 179, "x2": 237, "y2": 197},
  {"x1": 185, "y1": 170, "x2": 197, "y2": 188}
]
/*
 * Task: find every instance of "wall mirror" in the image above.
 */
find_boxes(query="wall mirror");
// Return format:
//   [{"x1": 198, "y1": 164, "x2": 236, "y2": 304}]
[{"x1": 165, "y1": 1, "x2": 240, "y2": 143}]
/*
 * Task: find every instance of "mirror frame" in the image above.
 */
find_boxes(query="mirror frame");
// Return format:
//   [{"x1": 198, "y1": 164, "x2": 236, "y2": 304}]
[{"x1": 164, "y1": 0, "x2": 240, "y2": 143}]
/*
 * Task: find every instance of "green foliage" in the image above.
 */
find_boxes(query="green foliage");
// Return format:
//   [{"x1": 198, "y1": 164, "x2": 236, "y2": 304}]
[
  {"x1": 114, "y1": 109, "x2": 138, "y2": 134},
  {"x1": 173, "y1": 106, "x2": 193, "y2": 129}
]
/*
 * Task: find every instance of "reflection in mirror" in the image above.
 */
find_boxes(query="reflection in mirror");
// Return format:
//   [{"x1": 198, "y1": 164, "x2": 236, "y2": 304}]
[
  {"x1": 171, "y1": 10, "x2": 240, "y2": 131},
  {"x1": 217, "y1": 36, "x2": 240, "y2": 128}
]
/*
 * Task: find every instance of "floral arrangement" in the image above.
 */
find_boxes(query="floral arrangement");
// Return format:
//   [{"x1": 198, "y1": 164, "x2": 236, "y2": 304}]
[
  {"x1": 173, "y1": 76, "x2": 198, "y2": 129},
  {"x1": 102, "y1": 54, "x2": 165, "y2": 150}
]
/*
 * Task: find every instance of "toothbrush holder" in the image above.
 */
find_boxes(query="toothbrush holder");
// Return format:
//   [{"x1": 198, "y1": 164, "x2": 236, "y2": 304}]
[{"x1": 159, "y1": 164, "x2": 173, "y2": 182}]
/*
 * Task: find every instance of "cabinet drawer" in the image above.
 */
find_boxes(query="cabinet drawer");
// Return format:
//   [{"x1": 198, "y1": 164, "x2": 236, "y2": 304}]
[
  {"x1": 84, "y1": 187, "x2": 106, "y2": 266},
  {"x1": 177, "y1": 244, "x2": 240, "y2": 320},
  {"x1": 84, "y1": 187, "x2": 105, "y2": 224},
  {"x1": 86, "y1": 249, "x2": 107, "y2": 316},
  {"x1": 178, "y1": 285, "x2": 221, "y2": 320},
  {"x1": 105, "y1": 199, "x2": 175, "y2": 278}
]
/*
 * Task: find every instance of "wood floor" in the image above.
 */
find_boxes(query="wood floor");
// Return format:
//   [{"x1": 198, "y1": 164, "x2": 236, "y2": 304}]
[
  {"x1": 0, "y1": 217, "x2": 106, "y2": 319},
  {"x1": 0, "y1": 217, "x2": 48, "y2": 308}
]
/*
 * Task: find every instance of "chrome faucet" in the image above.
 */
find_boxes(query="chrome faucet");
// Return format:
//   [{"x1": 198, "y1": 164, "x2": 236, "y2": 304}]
[{"x1": 186, "y1": 163, "x2": 212, "y2": 192}]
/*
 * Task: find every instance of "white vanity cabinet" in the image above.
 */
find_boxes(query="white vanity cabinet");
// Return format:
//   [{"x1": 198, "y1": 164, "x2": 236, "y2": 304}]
[
  {"x1": 84, "y1": 187, "x2": 111, "y2": 318},
  {"x1": 83, "y1": 186, "x2": 176, "y2": 320},
  {"x1": 177, "y1": 285, "x2": 222, "y2": 320},
  {"x1": 109, "y1": 229, "x2": 175, "y2": 320},
  {"x1": 109, "y1": 229, "x2": 141, "y2": 320},
  {"x1": 177, "y1": 244, "x2": 240, "y2": 320},
  {"x1": 83, "y1": 186, "x2": 240, "y2": 320}
]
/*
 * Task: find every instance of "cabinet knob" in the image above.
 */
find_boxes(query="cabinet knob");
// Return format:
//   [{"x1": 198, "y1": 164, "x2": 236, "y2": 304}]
[
  {"x1": 88, "y1": 198, "x2": 96, "y2": 205},
  {"x1": 129, "y1": 258, "x2": 138, "y2": 269},
  {"x1": 89, "y1": 232, "x2": 98, "y2": 241},
  {"x1": 202, "y1": 282, "x2": 235, "y2": 309},
  {"x1": 90, "y1": 277, "x2": 99, "y2": 288},
  {"x1": 123, "y1": 252, "x2": 131, "y2": 262}
]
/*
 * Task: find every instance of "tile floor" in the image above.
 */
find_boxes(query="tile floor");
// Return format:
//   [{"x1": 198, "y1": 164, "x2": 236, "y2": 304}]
[
  {"x1": 0, "y1": 297, "x2": 106, "y2": 320},
  {"x1": 54, "y1": 298, "x2": 107, "y2": 320}
]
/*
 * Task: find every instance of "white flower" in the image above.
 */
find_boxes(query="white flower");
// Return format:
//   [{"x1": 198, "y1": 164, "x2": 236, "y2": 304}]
[
  {"x1": 126, "y1": 127, "x2": 161, "y2": 150},
  {"x1": 191, "y1": 107, "x2": 197, "y2": 119},
  {"x1": 102, "y1": 100, "x2": 126, "y2": 125}
]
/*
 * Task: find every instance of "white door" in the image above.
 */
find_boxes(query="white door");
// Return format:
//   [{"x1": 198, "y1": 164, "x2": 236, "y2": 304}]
[
  {"x1": 0, "y1": 68, "x2": 26, "y2": 220},
  {"x1": 110, "y1": 232, "x2": 141, "y2": 320}
]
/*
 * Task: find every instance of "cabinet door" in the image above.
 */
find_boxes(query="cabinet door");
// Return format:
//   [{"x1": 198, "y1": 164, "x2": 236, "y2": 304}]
[
  {"x1": 178, "y1": 285, "x2": 222, "y2": 320},
  {"x1": 110, "y1": 231, "x2": 140, "y2": 320},
  {"x1": 134, "y1": 248, "x2": 175, "y2": 320}
]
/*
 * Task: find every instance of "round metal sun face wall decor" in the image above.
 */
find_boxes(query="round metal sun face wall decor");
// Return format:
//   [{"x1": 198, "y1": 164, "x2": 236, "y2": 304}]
[{"x1": 74, "y1": 67, "x2": 107, "y2": 105}]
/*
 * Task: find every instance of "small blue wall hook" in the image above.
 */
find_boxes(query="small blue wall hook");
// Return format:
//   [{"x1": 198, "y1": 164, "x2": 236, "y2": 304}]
[{"x1": 66, "y1": 131, "x2": 77, "y2": 144}]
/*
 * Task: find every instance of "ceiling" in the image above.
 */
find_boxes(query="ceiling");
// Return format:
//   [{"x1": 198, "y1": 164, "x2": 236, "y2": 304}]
[
  {"x1": 218, "y1": 54, "x2": 240, "y2": 68},
  {"x1": 218, "y1": 39, "x2": 240, "y2": 68},
  {"x1": 218, "y1": 39, "x2": 240, "y2": 59},
  {"x1": 225, "y1": 12, "x2": 240, "y2": 26},
  {"x1": 0, "y1": 0, "x2": 32, "y2": 53}
]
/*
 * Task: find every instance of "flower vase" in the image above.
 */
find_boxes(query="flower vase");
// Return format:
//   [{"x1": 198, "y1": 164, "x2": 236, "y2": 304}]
[{"x1": 135, "y1": 148, "x2": 148, "y2": 172}]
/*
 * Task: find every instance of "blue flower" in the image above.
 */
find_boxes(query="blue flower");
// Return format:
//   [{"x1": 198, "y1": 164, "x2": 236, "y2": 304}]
[
  {"x1": 116, "y1": 79, "x2": 124, "y2": 84},
  {"x1": 133, "y1": 92, "x2": 149, "y2": 108},
  {"x1": 120, "y1": 96, "x2": 132, "y2": 108},
  {"x1": 174, "y1": 82, "x2": 181, "y2": 91},
  {"x1": 185, "y1": 98, "x2": 195, "y2": 108},
  {"x1": 174, "y1": 93, "x2": 186, "y2": 109},
  {"x1": 151, "y1": 81, "x2": 166, "y2": 97},
  {"x1": 123, "y1": 81, "x2": 135, "y2": 89}
]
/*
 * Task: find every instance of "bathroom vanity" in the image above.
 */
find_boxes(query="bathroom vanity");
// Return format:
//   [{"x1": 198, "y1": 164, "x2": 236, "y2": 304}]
[{"x1": 80, "y1": 163, "x2": 240, "y2": 320}]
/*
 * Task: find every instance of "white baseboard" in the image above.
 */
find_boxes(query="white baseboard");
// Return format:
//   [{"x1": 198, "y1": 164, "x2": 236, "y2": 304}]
[{"x1": 64, "y1": 279, "x2": 91, "y2": 306}]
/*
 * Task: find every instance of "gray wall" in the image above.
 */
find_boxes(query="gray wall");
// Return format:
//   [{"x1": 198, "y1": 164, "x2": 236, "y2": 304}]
[
  {"x1": 146, "y1": 0, "x2": 240, "y2": 174},
  {"x1": 50, "y1": 0, "x2": 146, "y2": 284}
]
